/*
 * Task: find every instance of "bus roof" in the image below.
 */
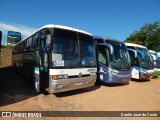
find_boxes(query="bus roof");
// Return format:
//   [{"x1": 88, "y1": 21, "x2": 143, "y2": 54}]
[
  {"x1": 157, "y1": 52, "x2": 160, "y2": 57},
  {"x1": 16, "y1": 24, "x2": 92, "y2": 45},
  {"x1": 149, "y1": 50, "x2": 157, "y2": 54},
  {"x1": 94, "y1": 36, "x2": 123, "y2": 44},
  {"x1": 125, "y1": 43, "x2": 147, "y2": 49},
  {"x1": 40, "y1": 24, "x2": 92, "y2": 36}
]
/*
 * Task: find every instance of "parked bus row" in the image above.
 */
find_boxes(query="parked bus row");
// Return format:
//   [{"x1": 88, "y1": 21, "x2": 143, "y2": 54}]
[{"x1": 12, "y1": 24, "x2": 159, "y2": 94}]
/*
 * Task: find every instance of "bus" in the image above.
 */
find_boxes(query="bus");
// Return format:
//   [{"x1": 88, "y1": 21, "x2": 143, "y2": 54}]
[
  {"x1": 149, "y1": 50, "x2": 160, "y2": 77},
  {"x1": 125, "y1": 43, "x2": 154, "y2": 80},
  {"x1": 12, "y1": 24, "x2": 97, "y2": 93},
  {"x1": 94, "y1": 37, "x2": 132, "y2": 83},
  {"x1": 7, "y1": 31, "x2": 22, "y2": 45}
]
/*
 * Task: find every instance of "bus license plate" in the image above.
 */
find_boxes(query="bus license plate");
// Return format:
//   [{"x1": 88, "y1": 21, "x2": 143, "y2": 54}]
[{"x1": 75, "y1": 82, "x2": 83, "y2": 86}]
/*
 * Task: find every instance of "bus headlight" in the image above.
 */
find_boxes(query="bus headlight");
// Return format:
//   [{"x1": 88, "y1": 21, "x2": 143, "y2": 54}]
[
  {"x1": 52, "y1": 74, "x2": 68, "y2": 80},
  {"x1": 52, "y1": 75, "x2": 58, "y2": 80},
  {"x1": 90, "y1": 72, "x2": 96, "y2": 76}
]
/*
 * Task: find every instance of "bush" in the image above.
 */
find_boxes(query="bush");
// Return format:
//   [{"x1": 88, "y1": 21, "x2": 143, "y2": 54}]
[{"x1": 1, "y1": 45, "x2": 13, "y2": 49}]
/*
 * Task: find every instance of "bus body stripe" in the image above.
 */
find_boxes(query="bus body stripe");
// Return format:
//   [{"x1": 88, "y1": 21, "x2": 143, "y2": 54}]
[{"x1": 49, "y1": 68, "x2": 97, "y2": 76}]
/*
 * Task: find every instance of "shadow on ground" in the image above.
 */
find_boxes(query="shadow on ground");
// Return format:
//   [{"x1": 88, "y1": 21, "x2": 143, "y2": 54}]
[
  {"x1": 99, "y1": 81, "x2": 129, "y2": 87},
  {"x1": 131, "y1": 78, "x2": 151, "y2": 82},
  {"x1": 151, "y1": 76, "x2": 160, "y2": 80},
  {"x1": 0, "y1": 66, "x2": 38, "y2": 107},
  {"x1": 55, "y1": 80, "x2": 129, "y2": 97},
  {"x1": 0, "y1": 66, "x2": 101, "y2": 100}
]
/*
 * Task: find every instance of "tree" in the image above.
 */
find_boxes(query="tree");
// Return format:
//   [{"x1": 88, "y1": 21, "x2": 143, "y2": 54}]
[{"x1": 125, "y1": 21, "x2": 160, "y2": 51}]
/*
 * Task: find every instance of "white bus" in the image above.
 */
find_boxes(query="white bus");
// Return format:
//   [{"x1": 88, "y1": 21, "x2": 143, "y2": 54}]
[
  {"x1": 12, "y1": 24, "x2": 97, "y2": 93},
  {"x1": 125, "y1": 43, "x2": 154, "y2": 80}
]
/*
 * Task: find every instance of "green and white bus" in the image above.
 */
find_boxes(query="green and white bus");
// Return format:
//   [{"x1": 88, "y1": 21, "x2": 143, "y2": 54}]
[
  {"x1": 7, "y1": 31, "x2": 22, "y2": 45},
  {"x1": 12, "y1": 24, "x2": 97, "y2": 93}
]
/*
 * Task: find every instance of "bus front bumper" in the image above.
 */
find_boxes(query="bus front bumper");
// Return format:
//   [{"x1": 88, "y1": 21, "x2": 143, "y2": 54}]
[
  {"x1": 48, "y1": 76, "x2": 96, "y2": 93},
  {"x1": 139, "y1": 70, "x2": 154, "y2": 80}
]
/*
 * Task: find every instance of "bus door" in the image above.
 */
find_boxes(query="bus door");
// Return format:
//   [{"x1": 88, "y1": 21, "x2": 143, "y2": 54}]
[
  {"x1": 33, "y1": 30, "x2": 51, "y2": 92},
  {"x1": 127, "y1": 49, "x2": 140, "y2": 79},
  {"x1": 33, "y1": 33, "x2": 41, "y2": 92},
  {"x1": 39, "y1": 30, "x2": 51, "y2": 91},
  {"x1": 96, "y1": 43, "x2": 113, "y2": 82}
]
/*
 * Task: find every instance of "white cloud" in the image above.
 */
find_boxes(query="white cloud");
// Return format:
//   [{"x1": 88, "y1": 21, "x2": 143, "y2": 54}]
[{"x1": 0, "y1": 22, "x2": 37, "y2": 37}]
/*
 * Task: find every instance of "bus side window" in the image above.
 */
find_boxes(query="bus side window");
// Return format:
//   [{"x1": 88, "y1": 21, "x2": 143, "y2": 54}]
[
  {"x1": 32, "y1": 35, "x2": 36, "y2": 50},
  {"x1": 30, "y1": 37, "x2": 33, "y2": 51},
  {"x1": 128, "y1": 51, "x2": 139, "y2": 67},
  {"x1": 22, "y1": 41, "x2": 25, "y2": 52},
  {"x1": 35, "y1": 33, "x2": 39, "y2": 50},
  {"x1": 43, "y1": 30, "x2": 51, "y2": 51},
  {"x1": 18, "y1": 44, "x2": 20, "y2": 53},
  {"x1": 26, "y1": 37, "x2": 32, "y2": 51},
  {"x1": 40, "y1": 31, "x2": 50, "y2": 53},
  {"x1": 17, "y1": 45, "x2": 19, "y2": 53},
  {"x1": 97, "y1": 47, "x2": 107, "y2": 66},
  {"x1": 41, "y1": 34, "x2": 46, "y2": 51},
  {"x1": 46, "y1": 33, "x2": 51, "y2": 48},
  {"x1": 24, "y1": 41, "x2": 27, "y2": 52},
  {"x1": 30, "y1": 36, "x2": 34, "y2": 51},
  {"x1": 137, "y1": 52, "x2": 142, "y2": 66},
  {"x1": 128, "y1": 51, "x2": 135, "y2": 66},
  {"x1": 19, "y1": 42, "x2": 22, "y2": 53}
]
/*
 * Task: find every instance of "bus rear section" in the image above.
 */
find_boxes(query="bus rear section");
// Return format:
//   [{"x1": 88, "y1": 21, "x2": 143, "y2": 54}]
[
  {"x1": 149, "y1": 50, "x2": 160, "y2": 77},
  {"x1": 12, "y1": 24, "x2": 97, "y2": 93},
  {"x1": 125, "y1": 43, "x2": 154, "y2": 80},
  {"x1": 94, "y1": 37, "x2": 132, "y2": 83}
]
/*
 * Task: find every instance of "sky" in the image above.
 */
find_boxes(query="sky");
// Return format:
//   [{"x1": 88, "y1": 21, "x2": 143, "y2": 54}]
[{"x1": 0, "y1": 0, "x2": 160, "y2": 44}]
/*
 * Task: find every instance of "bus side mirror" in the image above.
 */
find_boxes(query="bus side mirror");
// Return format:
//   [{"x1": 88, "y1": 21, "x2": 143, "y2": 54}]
[{"x1": 46, "y1": 34, "x2": 51, "y2": 49}]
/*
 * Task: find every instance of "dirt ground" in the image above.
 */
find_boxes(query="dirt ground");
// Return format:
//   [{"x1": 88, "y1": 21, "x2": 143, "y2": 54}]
[
  {"x1": 0, "y1": 67, "x2": 160, "y2": 120},
  {"x1": 0, "y1": 48, "x2": 160, "y2": 120}
]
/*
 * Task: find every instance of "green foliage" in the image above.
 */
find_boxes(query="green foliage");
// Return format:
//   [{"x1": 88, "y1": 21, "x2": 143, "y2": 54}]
[
  {"x1": 125, "y1": 21, "x2": 160, "y2": 51},
  {"x1": 1, "y1": 45, "x2": 13, "y2": 49}
]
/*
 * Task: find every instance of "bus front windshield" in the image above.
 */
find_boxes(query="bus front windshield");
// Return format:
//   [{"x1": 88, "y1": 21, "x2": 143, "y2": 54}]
[
  {"x1": 51, "y1": 29, "x2": 96, "y2": 68},
  {"x1": 137, "y1": 48, "x2": 154, "y2": 70},
  {"x1": 109, "y1": 42, "x2": 131, "y2": 70},
  {"x1": 152, "y1": 53, "x2": 160, "y2": 68}
]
